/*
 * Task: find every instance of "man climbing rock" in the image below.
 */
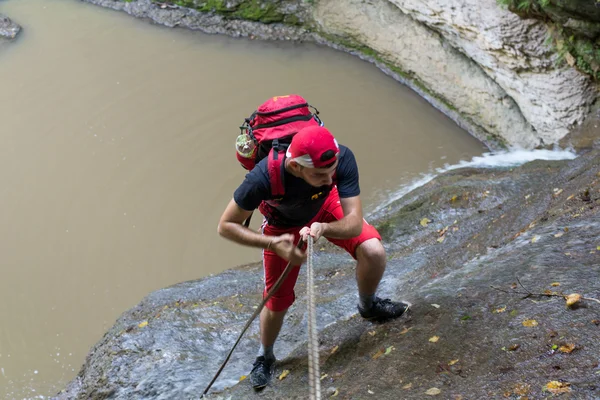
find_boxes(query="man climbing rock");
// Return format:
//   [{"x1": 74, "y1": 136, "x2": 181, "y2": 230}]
[{"x1": 218, "y1": 100, "x2": 408, "y2": 390}]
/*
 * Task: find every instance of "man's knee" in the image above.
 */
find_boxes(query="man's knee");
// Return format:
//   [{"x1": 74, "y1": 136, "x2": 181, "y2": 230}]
[{"x1": 356, "y1": 238, "x2": 386, "y2": 265}]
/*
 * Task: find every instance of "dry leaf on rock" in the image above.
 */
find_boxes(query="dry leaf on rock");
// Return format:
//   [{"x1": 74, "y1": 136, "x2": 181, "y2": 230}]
[
  {"x1": 138, "y1": 321, "x2": 148, "y2": 328},
  {"x1": 431, "y1": 304, "x2": 440, "y2": 308},
  {"x1": 494, "y1": 306, "x2": 507, "y2": 313},
  {"x1": 425, "y1": 387, "x2": 441, "y2": 395},
  {"x1": 278, "y1": 370, "x2": 290, "y2": 380},
  {"x1": 546, "y1": 381, "x2": 571, "y2": 394},
  {"x1": 403, "y1": 383, "x2": 413, "y2": 389},
  {"x1": 420, "y1": 218, "x2": 431, "y2": 227},
  {"x1": 522, "y1": 319, "x2": 538, "y2": 327},
  {"x1": 448, "y1": 359, "x2": 459, "y2": 366},
  {"x1": 559, "y1": 343, "x2": 576, "y2": 353},
  {"x1": 551, "y1": 282, "x2": 560, "y2": 287},
  {"x1": 429, "y1": 336, "x2": 440, "y2": 343},
  {"x1": 239, "y1": 375, "x2": 247, "y2": 381},
  {"x1": 330, "y1": 345, "x2": 339, "y2": 355},
  {"x1": 566, "y1": 293, "x2": 582, "y2": 307},
  {"x1": 400, "y1": 327, "x2": 413, "y2": 335}
]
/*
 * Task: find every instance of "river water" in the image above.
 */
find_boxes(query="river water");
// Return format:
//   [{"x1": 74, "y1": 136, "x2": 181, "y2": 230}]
[{"x1": 0, "y1": 0, "x2": 486, "y2": 397}]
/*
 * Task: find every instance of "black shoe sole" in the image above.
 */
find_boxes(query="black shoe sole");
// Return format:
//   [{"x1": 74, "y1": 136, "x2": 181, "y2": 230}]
[{"x1": 252, "y1": 383, "x2": 268, "y2": 390}]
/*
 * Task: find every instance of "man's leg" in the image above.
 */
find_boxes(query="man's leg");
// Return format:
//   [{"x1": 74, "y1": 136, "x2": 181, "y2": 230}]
[
  {"x1": 251, "y1": 307, "x2": 288, "y2": 389},
  {"x1": 353, "y1": 237, "x2": 409, "y2": 320},
  {"x1": 355, "y1": 238, "x2": 386, "y2": 297},
  {"x1": 259, "y1": 307, "x2": 287, "y2": 354},
  {"x1": 251, "y1": 222, "x2": 302, "y2": 389},
  {"x1": 319, "y1": 188, "x2": 409, "y2": 320}
]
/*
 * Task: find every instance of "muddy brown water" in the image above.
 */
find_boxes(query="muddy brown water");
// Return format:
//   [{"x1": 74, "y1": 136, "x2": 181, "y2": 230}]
[{"x1": 0, "y1": 0, "x2": 486, "y2": 397}]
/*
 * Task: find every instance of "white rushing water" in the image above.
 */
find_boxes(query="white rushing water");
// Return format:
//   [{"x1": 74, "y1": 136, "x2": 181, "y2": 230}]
[{"x1": 371, "y1": 148, "x2": 578, "y2": 215}]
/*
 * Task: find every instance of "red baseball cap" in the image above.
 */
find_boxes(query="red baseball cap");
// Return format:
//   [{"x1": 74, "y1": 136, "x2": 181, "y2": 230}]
[{"x1": 286, "y1": 126, "x2": 340, "y2": 168}]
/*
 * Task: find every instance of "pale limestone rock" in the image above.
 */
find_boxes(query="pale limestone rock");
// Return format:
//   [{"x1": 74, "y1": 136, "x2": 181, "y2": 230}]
[
  {"x1": 314, "y1": 0, "x2": 538, "y2": 148},
  {"x1": 388, "y1": 0, "x2": 597, "y2": 146}
]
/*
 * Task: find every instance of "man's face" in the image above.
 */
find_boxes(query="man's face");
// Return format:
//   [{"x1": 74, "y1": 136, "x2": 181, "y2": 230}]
[{"x1": 297, "y1": 160, "x2": 338, "y2": 187}]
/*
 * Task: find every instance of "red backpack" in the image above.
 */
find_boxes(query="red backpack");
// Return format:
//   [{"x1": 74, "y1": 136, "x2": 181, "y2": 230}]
[{"x1": 236, "y1": 95, "x2": 323, "y2": 197}]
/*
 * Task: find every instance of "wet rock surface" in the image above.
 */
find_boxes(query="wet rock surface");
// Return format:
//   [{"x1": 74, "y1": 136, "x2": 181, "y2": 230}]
[
  {"x1": 56, "y1": 148, "x2": 600, "y2": 400},
  {"x1": 0, "y1": 13, "x2": 21, "y2": 39}
]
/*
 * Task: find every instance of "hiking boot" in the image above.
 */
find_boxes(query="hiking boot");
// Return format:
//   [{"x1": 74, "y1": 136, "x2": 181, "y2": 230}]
[
  {"x1": 250, "y1": 356, "x2": 274, "y2": 389},
  {"x1": 358, "y1": 297, "x2": 410, "y2": 321}
]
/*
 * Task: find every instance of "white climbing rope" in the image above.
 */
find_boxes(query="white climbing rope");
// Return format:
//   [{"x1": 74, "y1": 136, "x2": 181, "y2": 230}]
[{"x1": 306, "y1": 236, "x2": 321, "y2": 400}]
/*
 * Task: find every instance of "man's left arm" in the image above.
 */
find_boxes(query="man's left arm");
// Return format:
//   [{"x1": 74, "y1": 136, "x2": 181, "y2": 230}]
[
  {"x1": 301, "y1": 195, "x2": 363, "y2": 241},
  {"x1": 321, "y1": 195, "x2": 363, "y2": 239}
]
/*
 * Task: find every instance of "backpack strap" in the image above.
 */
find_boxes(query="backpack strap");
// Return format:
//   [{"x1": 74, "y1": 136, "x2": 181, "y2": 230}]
[{"x1": 267, "y1": 142, "x2": 286, "y2": 197}]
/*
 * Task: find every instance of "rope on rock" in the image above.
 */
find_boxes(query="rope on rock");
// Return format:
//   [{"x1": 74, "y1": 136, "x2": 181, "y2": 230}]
[{"x1": 306, "y1": 236, "x2": 321, "y2": 400}]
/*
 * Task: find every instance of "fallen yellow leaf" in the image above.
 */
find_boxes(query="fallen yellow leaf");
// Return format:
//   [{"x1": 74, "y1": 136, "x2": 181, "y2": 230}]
[
  {"x1": 566, "y1": 194, "x2": 574, "y2": 200},
  {"x1": 450, "y1": 195, "x2": 458, "y2": 202},
  {"x1": 522, "y1": 319, "x2": 538, "y2": 327},
  {"x1": 448, "y1": 359, "x2": 459, "y2": 366},
  {"x1": 420, "y1": 218, "x2": 431, "y2": 227},
  {"x1": 597, "y1": 246, "x2": 600, "y2": 251},
  {"x1": 320, "y1": 373, "x2": 328, "y2": 381},
  {"x1": 403, "y1": 383, "x2": 412, "y2": 389},
  {"x1": 385, "y1": 346, "x2": 395, "y2": 355},
  {"x1": 494, "y1": 306, "x2": 507, "y2": 313},
  {"x1": 330, "y1": 345, "x2": 339, "y2": 355},
  {"x1": 566, "y1": 293, "x2": 582, "y2": 307},
  {"x1": 425, "y1": 387, "x2": 441, "y2": 395},
  {"x1": 239, "y1": 375, "x2": 247, "y2": 381},
  {"x1": 437, "y1": 237, "x2": 445, "y2": 243},
  {"x1": 138, "y1": 321, "x2": 148, "y2": 328},
  {"x1": 551, "y1": 282, "x2": 560, "y2": 287},
  {"x1": 331, "y1": 388, "x2": 339, "y2": 397},
  {"x1": 559, "y1": 343, "x2": 576, "y2": 353},
  {"x1": 368, "y1": 331, "x2": 376, "y2": 336},
  {"x1": 278, "y1": 370, "x2": 290, "y2": 380},
  {"x1": 546, "y1": 381, "x2": 571, "y2": 394},
  {"x1": 429, "y1": 336, "x2": 440, "y2": 343},
  {"x1": 554, "y1": 232, "x2": 564, "y2": 238},
  {"x1": 400, "y1": 327, "x2": 413, "y2": 335}
]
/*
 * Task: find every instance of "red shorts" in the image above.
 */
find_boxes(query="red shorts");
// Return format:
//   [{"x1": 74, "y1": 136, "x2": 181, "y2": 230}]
[{"x1": 261, "y1": 186, "x2": 381, "y2": 312}]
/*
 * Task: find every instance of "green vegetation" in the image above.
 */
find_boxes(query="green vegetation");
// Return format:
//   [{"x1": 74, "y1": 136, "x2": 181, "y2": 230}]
[
  {"x1": 497, "y1": 0, "x2": 600, "y2": 80},
  {"x1": 142, "y1": 0, "x2": 287, "y2": 24}
]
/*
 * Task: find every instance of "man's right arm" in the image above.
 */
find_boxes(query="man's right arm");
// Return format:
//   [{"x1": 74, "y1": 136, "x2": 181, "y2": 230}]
[
  {"x1": 217, "y1": 198, "x2": 272, "y2": 249},
  {"x1": 217, "y1": 199, "x2": 307, "y2": 265}
]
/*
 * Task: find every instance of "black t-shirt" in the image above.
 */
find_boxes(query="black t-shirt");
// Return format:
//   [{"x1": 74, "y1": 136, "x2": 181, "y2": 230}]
[{"x1": 233, "y1": 145, "x2": 360, "y2": 227}]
